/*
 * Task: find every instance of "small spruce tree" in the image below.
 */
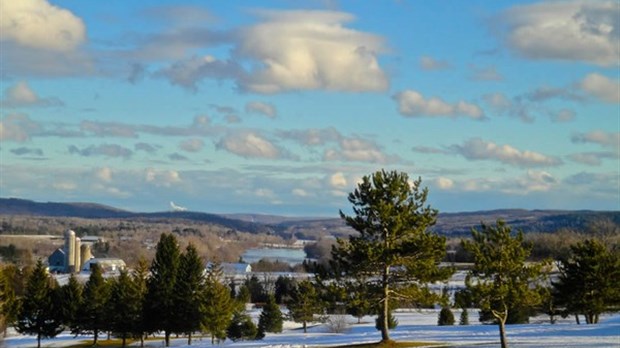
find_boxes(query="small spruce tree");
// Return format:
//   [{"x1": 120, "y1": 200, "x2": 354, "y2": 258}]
[
  {"x1": 227, "y1": 311, "x2": 258, "y2": 341},
  {"x1": 459, "y1": 307, "x2": 470, "y2": 325},
  {"x1": 59, "y1": 274, "x2": 83, "y2": 334},
  {"x1": 438, "y1": 307, "x2": 455, "y2": 326},
  {"x1": 201, "y1": 263, "x2": 235, "y2": 344},
  {"x1": 78, "y1": 263, "x2": 110, "y2": 346},
  {"x1": 288, "y1": 280, "x2": 323, "y2": 333},
  {"x1": 257, "y1": 294, "x2": 283, "y2": 337}
]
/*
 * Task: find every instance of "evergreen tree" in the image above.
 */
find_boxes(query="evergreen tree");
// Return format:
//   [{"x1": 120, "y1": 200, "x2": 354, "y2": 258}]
[
  {"x1": 438, "y1": 307, "x2": 455, "y2": 326},
  {"x1": 201, "y1": 263, "x2": 235, "y2": 344},
  {"x1": 274, "y1": 276, "x2": 296, "y2": 305},
  {"x1": 15, "y1": 260, "x2": 62, "y2": 348},
  {"x1": 108, "y1": 270, "x2": 141, "y2": 348},
  {"x1": 288, "y1": 280, "x2": 322, "y2": 333},
  {"x1": 462, "y1": 220, "x2": 545, "y2": 348},
  {"x1": 236, "y1": 284, "x2": 251, "y2": 304},
  {"x1": 244, "y1": 275, "x2": 267, "y2": 303},
  {"x1": 132, "y1": 257, "x2": 149, "y2": 347},
  {"x1": 58, "y1": 274, "x2": 82, "y2": 334},
  {"x1": 78, "y1": 263, "x2": 110, "y2": 346},
  {"x1": 174, "y1": 244, "x2": 205, "y2": 345},
  {"x1": 332, "y1": 170, "x2": 451, "y2": 342},
  {"x1": 459, "y1": 307, "x2": 469, "y2": 325},
  {"x1": 553, "y1": 239, "x2": 620, "y2": 324},
  {"x1": 144, "y1": 233, "x2": 181, "y2": 347},
  {"x1": 257, "y1": 294, "x2": 283, "y2": 337},
  {"x1": 346, "y1": 279, "x2": 376, "y2": 324},
  {"x1": 227, "y1": 311, "x2": 258, "y2": 341},
  {"x1": 375, "y1": 310, "x2": 398, "y2": 331},
  {"x1": 0, "y1": 264, "x2": 24, "y2": 337}
]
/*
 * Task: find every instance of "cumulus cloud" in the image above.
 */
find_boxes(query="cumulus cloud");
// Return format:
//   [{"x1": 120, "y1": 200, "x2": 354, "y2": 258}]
[
  {"x1": 451, "y1": 138, "x2": 563, "y2": 167},
  {"x1": 458, "y1": 170, "x2": 557, "y2": 194},
  {"x1": 579, "y1": 73, "x2": 620, "y2": 103},
  {"x1": 80, "y1": 120, "x2": 138, "y2": 138},
  {"x1": 501, "y1": 0, "x2": 619, "y2": 66},
  {"x1": 68, "y1": 144, "x2": 133, "y2": 159},
  {"x1": 419, "y1": 56, "x2": 451, "y2": 71},
  {"x1": 245, "y1": 101, "x2": 278, "y2": 118},
  {"x1": 329, "y1": 172, "x2": 348, "y2": 188},
  {"x1": 216, "y1": 131, "x2": 288, "y2": 159},
  {"x1": 568, "y1": 152, "x2": 617, "y2": 166},
  {"x1": 483, "y1": 92, "x2": 534, "y2": 122},
  {"x1": 1, "y1": 0, "x2": 86, "y2": 52},
  {"x1": 94, "y1": 167, "x2": 113, "y2": 182},
  {"x1": 156, "y1": 55, "x2": 243, "y2": 91},
  {"x1": 145, "y1": 168, "x2": 182, "y2": 187},
  {"x1": 571, "y1": 130, "x2": 620, "y2": 148},
  {"x1": 179, "y1": 138, "x2": 204, "y2": 152},
  {"x1": 394, "y1": 90, "x2": 484, "y2": 120},
  {"x1": 1, "y1": 81, "x2": 63, "y2": 108},
  {"x1": 435, "y1": 177, "x2": 454, "y2": 190},
  {"x1": 0, "y1": 113, "x2": 42, "y2": 142},
  {"x1": 324, "y1": 137, "x2": 397, "y2": 163},
  {"x1": 277, "y1": 127, "x2": 342, "y2": 146},
  {"x1": 236, "y1": 10, "x2": 388, "y2": 93}
]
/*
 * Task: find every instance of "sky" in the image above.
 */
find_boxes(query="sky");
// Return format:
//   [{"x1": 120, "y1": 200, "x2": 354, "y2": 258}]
[{"x1": 0, "y1": 0, "x2": 618, "y2": 216}]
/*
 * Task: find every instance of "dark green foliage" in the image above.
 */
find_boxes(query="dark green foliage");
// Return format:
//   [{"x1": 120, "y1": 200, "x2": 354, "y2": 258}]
[
  {"x1": 174, "y1": 244, "x2": 205, "y2": 344},
  {"x1": 274, "y1": 276, "x2": 296, "y2": 304},
  {"x1": 58, "y1": 274, "x2": 82, "y2": 333},
  {"x1": 78, "y1": 263, "x2": 110, "y2": 346},
  {"x1": 257, "y1": 294, "x2": 283, "y2": 336},
  {"x1": 236, "y1": 284, "x2": 251, "y2": 304},
  {"x1": 227, "y1": 311, "x2": 258, "y2": 341},
  {"x1": 0, "y1": 264, "x2": 21, "y2": 336},
  {"x1": 108, "y1": 270, "x2": 142, "y2": 348},
  {"x1": 144, "y1": 233, "x2": 180, "y2": 347},
  {"x1": 16, "y1": 260, "x2": 62, "y2": 348},
  {"x1": 375, "y1": 310, "x2": 398, "y2": 331},
  {"x1": 553, "y1": 239, "x2": 620, "y2": 324},
  {"x1": 454, "y1": 288, "x2": 474, "y2": 309},
  {"x1": 438, "y1": 307, "x2": 455, "y2": 326},
  {"x1": 346, "y1": 280, "x2": 376, "y2": 324},
  {"x1": 333, "y1": 170, "x2": 451, "y2": 342},
  {"x1": 288, "y1": 280, "x2": 323, "y2": 333},
  {"x1": 463, "y1": 220, "x2": 545, "y2": 348},
  {"x1": 201, "y1": 263, "x2": 235, "y2": 344},
  {"x1": 244, "y1": 276, "x2": 267, "y2": 304},
  {"x1": 459, "y1": 308, "x2": 469, "y2": 325}
]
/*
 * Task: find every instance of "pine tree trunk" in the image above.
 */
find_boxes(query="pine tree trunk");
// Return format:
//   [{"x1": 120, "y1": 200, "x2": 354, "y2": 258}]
[
  {"x1": 575, "y1": 314, "x2": 580, "y2": 325},
  {"x1": 121, "y1": 335, "x2": 126, "y2": 348},
  {"x1": 211, "y1": 333, "x2": 215, "y2": 345},
  {"x1": 188, "y1": 331, "x2": 192, "y2": 345},
  {"x1": 140, "y1": 334, "x2": 145, "y2": 347},
  {"x1": 93, "y1": 328, "x2": 99, "y2": 346},
  {"x1": 165, "y1": 330, "x2": 170, "y2": 347},
  {"x1": 380, "y1": 265, "x2": 390, "y2": 343},
  {"x1": 303, "y1": 321, "x2": 307, "y2": 333},
  {"x1": 37, "y1": 332, "x2": 41, "y2": 348},
  {"x1": 498, "y1": 319, "x2": 508, "y2": 348}
]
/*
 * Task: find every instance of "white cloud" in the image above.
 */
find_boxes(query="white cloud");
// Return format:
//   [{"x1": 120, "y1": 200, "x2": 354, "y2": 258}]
[
  {"x1": 236, "y1": 10, "x2": 388, "y2": 93},
  {"x1": 580, "y1": 73, "x2": 620, "y2": 103},
  {"x1": 245, "y1": 101, "x2": 278, "y2": 118},
  {"x1": 179, "y1": 138, "x2": 204, "y2": 152},
  {"x1": 324, "y1": 137, "x2": 396, "y2": 163},
  {"x1": 457, "y1": 170, "x2": 557, "y2": 194},
  {"x1": 435, "y1": 177, "x2": 454, "y2": 190},
  {"x1": 94, "y1": 167, "x2": 113, "y2": 182},
  {"x1": 216, "y1": 131, "x2": 285, "y2": 159},
  {"x1": 1, "y1": 81, "x2": 63, "y2": 108},
  {"x1": 0, "y1": 113, "x2": 42, "y2": 142},
  {"x1": 329, "y1": 172, "x2": 348, "y2": 188},
  {"x1": 292, "y1": 188, "x2": 311, "y2": 197},
  {"x1": 277, "y1": 127, "x2": 342, "y2": 146},
  {"x1": 502, "y1": 0, "x2": 619, "y2": 66},
  {"x1": 452, "y1": 138, "x2": 563, "y2": 167},
  {"x1": 571, "y1": 130, "x2": 620, "y2": 148},
  {"x1": 145, "y1": 168, "x2": 182, "y2": 187},
  {"x1": 394, "y1": 90, "x2": 484, "y2": 120},
  {"x1": 0, "y1": 0, "x2": 86, "y2": 51},
  {"x1": 419, "y1": 56, "x2": 451, "y2": 71},
  {"x1": 568, "y1": 152, "x2": 617, "y2": 166}
]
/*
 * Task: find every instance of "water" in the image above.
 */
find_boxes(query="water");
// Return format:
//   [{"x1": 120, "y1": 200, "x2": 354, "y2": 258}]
[{"x1": 242, "y1": 247, "x2": 307, "y2": 265}]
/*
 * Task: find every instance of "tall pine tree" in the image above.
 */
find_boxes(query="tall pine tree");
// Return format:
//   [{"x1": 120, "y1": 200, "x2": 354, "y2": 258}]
[
  {"x1": 553, "y1": 239, "x2": 620, "y2": 324},
  {"x1": 462, "y1": 220, "x2": 545, "y2": 348},
  {"x1": 78, "y1": 263, "x2": 110, "y2": 346},
  {"x1": 332, "y1": 170, "x2": 451, "y2": 342},
  {"x1": 288, "y1": 280, "x2": 322, "y2": 333},
  {"x1": 201, "y1": 263, "x2": 235, "y2": 344},
  {"x1": 174, "y1": 244, "x2": 205, "y2": 345},
  {"x1": 59, "y1": 274, "x2": 83, "y2": 334},
  {"x1": 108, "y1": 270, "x2": 142, "y2": 348},
  {"x1": 16, "y1": 260, "x2": 63, "y2": 348},
  {"x1": 144, "y1": 233, "x2": 181, "y2": 347},
  {"x1": 132, "y1": 257, "x2": 149, "y2": 347},
  {"x1": 257, "y1": 294, "x2": 283, "y2": 338}
]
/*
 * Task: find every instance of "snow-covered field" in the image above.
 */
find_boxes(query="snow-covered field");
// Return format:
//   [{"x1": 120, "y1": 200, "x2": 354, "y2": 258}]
[{"x1": 5, "y1": 309, "x2": 620, "y2": 348}]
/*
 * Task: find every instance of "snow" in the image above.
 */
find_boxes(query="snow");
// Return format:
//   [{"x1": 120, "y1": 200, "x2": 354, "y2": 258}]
[{"x1": 4, "y1": 309, "x2": 619, "y2": 348}]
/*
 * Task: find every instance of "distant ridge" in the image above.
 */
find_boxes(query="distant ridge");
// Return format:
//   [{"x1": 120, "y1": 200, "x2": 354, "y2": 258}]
[{"x1": 0, "y1": 198, "x2": 618, "y2": 236}]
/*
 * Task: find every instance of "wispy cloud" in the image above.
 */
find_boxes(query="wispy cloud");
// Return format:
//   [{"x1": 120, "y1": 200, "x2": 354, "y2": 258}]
[{"x1": 394, "y1": 90, "x2": 485, "y2": 120}]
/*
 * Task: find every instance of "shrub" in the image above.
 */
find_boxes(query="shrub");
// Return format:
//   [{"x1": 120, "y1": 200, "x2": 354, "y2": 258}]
[
  {"x1": 459, "y1": 307, "x2": 469, "y2": 325},
  {"x1": 438, "y1": 307, "x2": 455, "y2": 326}
]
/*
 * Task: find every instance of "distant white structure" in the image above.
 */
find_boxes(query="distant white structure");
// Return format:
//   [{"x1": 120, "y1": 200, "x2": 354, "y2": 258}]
[
  {"x1": 48, "y1": 229, "x2": 94, "y2": 273},
  {"x1": 81, "y1": 258, "x2": 126, "y2": 274},
  {"x1": 170, "y1": 201, "x2": 187, "y2": 212}
]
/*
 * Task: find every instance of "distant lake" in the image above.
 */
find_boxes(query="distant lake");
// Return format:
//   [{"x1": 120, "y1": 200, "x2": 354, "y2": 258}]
[{"x1": 242, "y1": 248, "x2": 307, "y2": 265}]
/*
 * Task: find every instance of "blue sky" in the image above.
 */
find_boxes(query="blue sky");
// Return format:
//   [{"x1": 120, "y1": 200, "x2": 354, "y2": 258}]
[{"x1": 1, "y1": 0, "x2": 618, "y2": 216}]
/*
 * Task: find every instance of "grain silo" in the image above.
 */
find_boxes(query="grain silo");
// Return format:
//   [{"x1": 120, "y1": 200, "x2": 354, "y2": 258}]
[
  {"x1": 64, "y1": 230, "x2": 76, "y2": 273},
  {"x1": 80, "y1": 243, "x2": 93, "y2": 271},
  {"x1": 74, "y1": 237, "x2": 81, "y2": 272}
]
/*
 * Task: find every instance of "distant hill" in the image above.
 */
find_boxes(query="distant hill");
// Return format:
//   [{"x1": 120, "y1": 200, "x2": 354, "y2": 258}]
[{"x1": 1, "y1": 198, "x2": 618, "y2": 237}]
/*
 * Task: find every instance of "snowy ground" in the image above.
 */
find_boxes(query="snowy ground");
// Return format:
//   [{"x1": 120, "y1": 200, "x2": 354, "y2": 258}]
[{"x1": 5, "y1": 309, "x2": 620, "y2": 348}]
